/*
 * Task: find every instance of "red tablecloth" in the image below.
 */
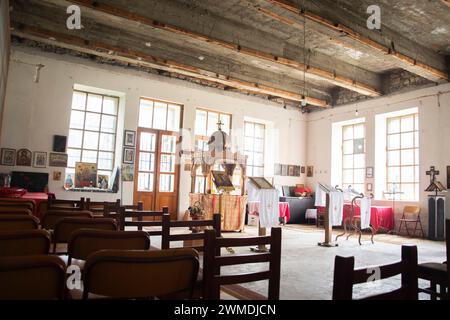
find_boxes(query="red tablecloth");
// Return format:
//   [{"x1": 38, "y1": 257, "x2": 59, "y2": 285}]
[
  {"x1": 343, "y1": 204, "x2": 394, "y2": 232},
  {"x1": 248, "y1": 201, "x2": 291, "y2": 223},
  {"x1": 1, "y1": 192, "x2": 50, "y2": 218}
]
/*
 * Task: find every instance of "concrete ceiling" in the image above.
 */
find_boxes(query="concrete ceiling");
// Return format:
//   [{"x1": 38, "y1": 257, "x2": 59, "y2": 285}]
[{"x1": 8, "y1": 0, "x2": 450, "y2": 110}]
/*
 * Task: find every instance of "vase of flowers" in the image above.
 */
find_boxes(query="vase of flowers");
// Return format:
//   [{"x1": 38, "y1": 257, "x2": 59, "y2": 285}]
[{"x1": 186, "y1": 201, "x2": 206, "y2": 233}]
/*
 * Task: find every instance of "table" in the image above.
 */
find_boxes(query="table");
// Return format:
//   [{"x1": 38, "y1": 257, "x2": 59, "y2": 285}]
[
  {"x1": 248, "y1": 201, "x2": 290, "y2": 223},
  {"x1": 343, "y1": 204, "x2": 394, "y2": 232}
]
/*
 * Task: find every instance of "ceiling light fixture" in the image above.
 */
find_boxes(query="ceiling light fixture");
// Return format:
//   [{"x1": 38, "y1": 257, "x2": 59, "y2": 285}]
[
  {"x1": 198, "y1": 55, "x2": 205, "y2": 61},
  {"x1": 355, "y1": 109, "x2": 359, "y2": 116},
  {"x1": 145, "y1": 42, "x2": 152, "y2": 47}
]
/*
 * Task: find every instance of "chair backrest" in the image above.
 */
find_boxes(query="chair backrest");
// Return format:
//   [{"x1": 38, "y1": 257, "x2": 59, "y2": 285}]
[
  {"x1": 203, "y1": 227, "x2": 282, "y2": 300},
  {"x1": 0, "y1": 199, "x2": 35, "y2": 211},
  {"x1": 52, "y1": 217, "x2": 117, "y2": 252},
  {"x1": 0, "y1": 255, "x2": 66, "y2": 300},
  {"x1": 0, "y1": 201, "x2": 34, "y2": 212},
  {"x1": 0, "y1": 214, "x2": 40, "y2": 231},
  {"x1": 83, "y1": 248, "x2": 199, "y2": 299},
  {"x1": 162, "y1": 213, "x2": 221, "y2": 252},
  {"x1": 119, "y1": 206, "x2": 166, "y2": 233},
  {"x1": 0, "y1": 230, "x2": 51, "y2": 257},
  {"x1": 403, "y1": 205, "x2": 420, "y2": 216},
  {"x1": 332, "y1": 245, "x2": 418, "y2": 300},
  {"x1": 47, "y1": 197, "x2": 86, "y2": 211},
  {"x1": 41, "y1": 210, "x2": 93, "y2": 230},
  {"x1": 102, "y1": 199, "x2": 121, "y2": 217},
  {"x1": 0, "y1": 208, "x2": 33, "y2": 215},
  {"x1": 122, "y1": 202, "x2": 144, "y2": 211},
  {"x1": 68, "y1": 229, "x2": 150, "y2": 264},
  {"x1": 85, "y1": 198, "x2": 121, "y2": 217}
]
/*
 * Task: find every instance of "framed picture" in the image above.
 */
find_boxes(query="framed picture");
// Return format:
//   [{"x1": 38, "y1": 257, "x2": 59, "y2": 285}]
[
  {"x1": 447, "y1": 166, "x2": 450, "y2": 190},
  {"x1": 288, "y1": 165, "x2": 295, "y2": 177},
  {"x1": 53, "y1": 135, "x2": 67, "y2": 153},
  {"x1": 53, "y1": 171, "x2": 62, "y2": 181},
  {"x1": 0, "y1": 148, "x2": 16, "y2": 166},
  {"x1": 248, "y1": 177, "x2": 273, "y2": 189},
  {"x1": 16, "y1": 149, "x2": 32, "y2": 166},
  {"x1": 124, "y1": 130, "x2": 136, "y2": 147},
  {"x1": 366, "y1": 167, "x2": 374, "y2": 178},
  {"x1": 123, "y1": 147, "x2": 135, "y2": 164},
  {"x1": 33, "y1": 152, "x2": 47, "y2": 168},
  {"x1": 98, "y1": 174, "x2": 109, "y2": 189},
  {"x1": 75, "y1": 162, "x2": 98, "y2": 188},
  {"x1": 49, "y1": 153, "x2": 68, "y2": 167},
  {"x1": 274, "y1": 163, "x2": 282, "y2": 176},
  {"x1": 281, "y1": 165, "x2": 288, "y2": 176},
  {"x1": 122, "y1": 164, "x2": 135, "y2": 182},
  {"x1": 301, "y1": 166, "x2": 306, "y2": 174},
  {"x1": 211, "y1": 170, "x2": 235, "y2": 191},
  {"x1": 367, "y1": 183, "x2": 373, "y2": 192},
  {"x1": 294, "y1": 165, "x2": 301, "y2": 177},
  {"x1": 307, "y1": 166, "x2": 314, "y2": 177}
]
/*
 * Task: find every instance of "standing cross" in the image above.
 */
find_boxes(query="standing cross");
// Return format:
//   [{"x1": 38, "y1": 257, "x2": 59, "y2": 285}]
[
  {"x1": 217, "y1": 120, "x2": 223, "y2": 131},
  {"x1": 426, "y1": 166, "x2": 440, "y2": 184}
]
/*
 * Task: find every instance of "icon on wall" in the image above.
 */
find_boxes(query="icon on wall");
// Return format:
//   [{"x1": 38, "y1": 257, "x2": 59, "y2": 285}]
[
  {"x1": 123, "y1": 147, "x2": 135, "y2": 164},
  {"x1": 124, "y1": 130, "x2": 136, "y2": 147},
  {"x1": 307, "y1": 166, "x2": 314, "y2": 177},
  {"x1": 16, "y1": 149, "x2": 32, "y2": 167},
  {"x1": 33, "y1": 152, "x2": 47, "y2": 168},
  {"x1": 0, "y1": 148, "x2": 16, "y2": 166}
]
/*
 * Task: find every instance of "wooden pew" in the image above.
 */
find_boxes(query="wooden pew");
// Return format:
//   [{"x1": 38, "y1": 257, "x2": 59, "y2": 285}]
[{"x1": 119, "y1": 205, "x2": 165, "y2": 233}]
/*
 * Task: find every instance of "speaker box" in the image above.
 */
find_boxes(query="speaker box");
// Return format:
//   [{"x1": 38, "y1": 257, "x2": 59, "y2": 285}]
[{"x1": 428, "y1": 196, "x2": 445, "y2": 241}]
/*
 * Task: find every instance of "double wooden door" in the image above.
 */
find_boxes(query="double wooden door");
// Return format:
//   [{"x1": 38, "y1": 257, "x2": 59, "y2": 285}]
[{"x1": 133, "y1": 128, "x2": 180, "y2": 219}]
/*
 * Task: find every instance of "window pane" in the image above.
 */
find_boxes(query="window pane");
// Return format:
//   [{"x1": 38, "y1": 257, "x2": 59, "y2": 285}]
[
  {"x1": 140, "y1": 132, "x2": 156, "y2": 152},
  {"x1": 254, "y1": 153, "x2": 264, "y2": 167},
  {"x1": 68, "y1": 129, "x2": 83, "y2": 148},
  {"x1": 207, "y1": 112, "x2": 219, "y2": 136},
  {"x1": 343, "y1": 140, "x2": 353, "y2": 154},
  {"x1": 342, "y1": 169, "x2": 353, "y2": 184},
  {"x1": 245, "y1": 122, "x2": 254, "y2": 137},
  {"x1": 86, "y1": 94, "x2": 102, "y2": 112},
  {"x1": 244, "y1": 137, "x2": 253, "y2": 151},
  {"x1": 98, "y1": 152, "x2": 113, "y2": 170},
  {"x1": 160, "y1": 155, "x2": 175, "y2": 173},
  {"x1": 255, "y1": 124, "x2": 265, "y2": 139},
  {"x1": 401, "y1": 132, "x2": 414, "y2": 149},
  {"x1": 67, "y1": 148, "x2": 81, "y2": 168},
  {"x1": 139, "y1": 100, "x2": 153, "y2": 128},
  {"x1": 388, "y1": 167, "x2": 400, "y2": 183},
  {"x1": 353, "y1": 124, "x2": 364, "y2": 139},
  {"x1": 414, "y1": 115, "x2": 419, "y2": 130},
  {"x1": 159, "y1": 174, "x2": 174, "y2": 192},
  {"x1": 247, "y1": 167, "x2": 253, "y2": 177},
  {"x1": 387, "y1": 134, "x2": 400, "y2": 150},
  {"x1": 387, "y1": 118, "x2": 400, "y2": 134},
  {"x1": 401, "y1": 149, "x2": 414, "y2": 166},
  {"x1": 138, "y1": 173, "x2": 153, "y2": 192},
  {"x1": 99, "y1": 133, "x2": 115, "y2": 151},
  {"x1": 220, "y1": 114, "x2": 231, "y2": 135},
  {"x1": 401, "y1": 184, "x2": 415, "y2": 201},
  {"x1": 85, "y1": 113, "x2": 101, "y2": 131},
  {"x1": 401, "y1": 115, "x2": 414, "y2": 132},
  {"x1": 70, "y1": 110, "x2": 85, "y2": 129},
  {"x1": 343, "y1": 155, "x2": 353, "y2": 169},
  {"x1": 195, "y1": 176, "x2": 206, "y2": 193},
  {"x1": 72, "y1": 91, "x2": 86, "y2": 110},
  {"x1": 354, "y1": 154, "x2": 365, "y2": 168},
  {"x1": 387, "y1": 151, "x2": 400, "y2": 166},
  {"x1": 101, "y1": 115, "x2": 116, "y2": 133},
  {"x1": 354, "y1": 169, "x2": 365, "y2": 183},
  {"x1": 343, "y1": 126, "x2": 353, "y2": 140},
  {"x1": 167, "y1": 104, "x2": 181, "y2": 132},
  {"x1": 195, "y1": 110, "x2": 207, "y2": 136},
  {"x1": 153, "y1": 102, "x2": 167, "y2": 130},
  {"x1": 139, "y1": 152, "x2": 154, "y2": 172},
  {"x1": 253, "y1": 167, "x2": 264, "y2": 177},
  {"x1": 246, "y1": 152, "x2": 254, "y2": 166},
  {"x1": 196, "y1": 139, "x2": 208, "y2": 152},
  {"x1": 401, "y1": 166, "x2": 414, "y2": 183},
  {"x1": 82, "y1": 150, "x2": 97, "y2": 163},
  {"x1": 103, "y1": 97, "x2": 118, "y2": 115},
  {"x1": 83, "y1": 131, "x2": 99, "y2": 149},
  {"x1": 255, "y1": 138, "x2": 264, "y2": 153},
  {"x1": 161, "y1": 135, "x2": 176, "y2": 153},
  {"x1": 353, "y1": 184, "x2": 364, "y2": 194},
  {"x1": 353, "y1": 138, "x2": 365, "y2": 154},
  {"x1": 414, "y1": 131, "x2": 419, "y2": 148}
]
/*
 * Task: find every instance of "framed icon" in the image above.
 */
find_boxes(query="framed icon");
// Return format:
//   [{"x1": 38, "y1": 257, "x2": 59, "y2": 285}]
[
  {"x1": 0, "y1": 148, "x2": 16, "y2": 166},
  {"x1": 366, "y1": 167, "x2": 374, "y2": 178},
  {"x1": 124, "y1": 130, "x2": 136, "y2": 147},
  {"x1": 123, "y1": 147, "x2": 135, "y2": 164},
  {"x1": 33, "y1": 152, "x2": 47, "y2": 168},
  {"x1": 49, "y1": 153, "x2": 68, "y2": 167},
  {"x1": 53, "y1": 135, "x2": 67, "y2": 153},
  {"x1": 16, "y1": 149, "x2": 32, "y2": 166}
]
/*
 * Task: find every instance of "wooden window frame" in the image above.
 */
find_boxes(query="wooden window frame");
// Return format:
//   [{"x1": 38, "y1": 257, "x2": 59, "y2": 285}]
[{"x1": 342, "y1": 122, "x2": 366, "y2": 190}]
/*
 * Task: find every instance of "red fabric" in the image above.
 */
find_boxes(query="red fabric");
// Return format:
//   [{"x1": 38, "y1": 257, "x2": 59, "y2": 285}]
[
  {"x1": 278, "y1": 202, "x2": 290, "y2": 223},
  {"x1": 1, "y1": 192, "x2": 49, "y2": 218},
  {"x1": 343, "y1": 204, "x2": 394, "y2": 232},
  {"x1": 0, "y1": 187, "x2": 27, "y2": 197}
]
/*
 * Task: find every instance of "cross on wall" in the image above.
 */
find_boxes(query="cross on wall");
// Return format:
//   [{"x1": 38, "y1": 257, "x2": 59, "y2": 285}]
[{"x1": 426, "y1": 166, "x2": 440, "y2": 184}]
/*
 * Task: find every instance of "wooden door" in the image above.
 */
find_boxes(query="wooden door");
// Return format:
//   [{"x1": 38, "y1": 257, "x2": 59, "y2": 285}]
[{"x1": 134, "y1": 128, "x2": 180, "y2": 219}]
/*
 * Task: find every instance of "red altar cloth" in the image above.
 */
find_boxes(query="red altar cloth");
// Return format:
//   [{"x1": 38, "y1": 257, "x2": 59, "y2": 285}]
[
  {"x1": 248, "y1": 201, "x2": 291, "y2": 223},
  {"x1": 343, "y1": 204, "x2": 394, "y2": 232}
]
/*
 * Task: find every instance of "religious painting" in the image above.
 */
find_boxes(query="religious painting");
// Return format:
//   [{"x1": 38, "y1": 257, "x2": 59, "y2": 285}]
[
  {"x1": 366, "y1": 167, "x2": 374, "y2": 178},
  {"x1": 211, "y1": 170, "x2": 235, "y2": 191},
  {"x1": 16, "y1": 149, "x2": 32, "y2": 166},
  {"x1": 53, "y1": 171, "x2": 62, "y2": 181},
  {"x1": 121, "y1": 164, "x2": 134, "y2": 182},
  {"x1": 294, "y1": 165, "x2": 301, "y2": 177},
  {"x1": 248, "y1": 177, "x2": 273, "y2": 189},
  {"x1": 0, "y1": 148, "x2": 16, "y2": 166},
  {"x1": 447, "y1": 166, "x2": 450, "y2": 190},
  {"x1": 49, "y1": 153, "x2": 68, "y2": 167},
  {"x1": 288, "y1": 165, "x2": 295, "y2": 177},
  {"x1": 123, "y1": 147, "x2": 135, "y2": 164},
  {"x1": 98, "y1": 174, "x2": 109, "y2": 189},
  {"x1": 53, "y1": 135, "x2": 67, "y2": 153},
  {"x1": 124, "y1": 130, "x2": 136, "y2": 147},
  {"x1": 367, "y1": 183, "x2": 373, "y2": 192},
  {"x1": 301, "y1": 166, "x2": 306, "y2": 174},
  {"x1": 75, "y1": 162, "x2": 97, "y2": 188},
  {"x1": 307, "y1": 166, "x2": 314, "y2": 177},
  {"x1": 274, "y1": 163, "x2": 282, "y2": 176},
  {"x1": 32, "y1": 152, "x2": 47, "y2": 168},
  {"x1": 281, "y1": 165, "x2": 288, "y2": 176}
]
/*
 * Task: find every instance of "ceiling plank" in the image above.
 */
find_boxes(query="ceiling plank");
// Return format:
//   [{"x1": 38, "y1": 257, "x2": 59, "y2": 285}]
[
  {"x1": 442, "y1": 0, "x2": 450, "y2": 8},
  {"x1": 44, "y1": 0, "x2": 381, "y2": 97},
  {"x1": 11, "y1": 24, "x2": 329, "y2": 107},
  {"x1": 258, "y1": 0, "x2": 449, "y2": 81}
]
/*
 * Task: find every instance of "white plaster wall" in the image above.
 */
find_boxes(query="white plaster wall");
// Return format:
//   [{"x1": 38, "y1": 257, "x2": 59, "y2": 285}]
[
  {"x1": 0, "y1": 0, "x2": 10, "y2": 137},
  {"x1": 306, "y1": 83, "x2": 450, "y2": 233},
  {"x1": 0, "y1": 46, "x2": 307, "y2": 217}
]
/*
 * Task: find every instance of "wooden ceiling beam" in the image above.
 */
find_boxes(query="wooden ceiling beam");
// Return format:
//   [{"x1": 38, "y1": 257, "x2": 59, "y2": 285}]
[
  {"x1": 260, "y1": 0, "x2": 449, "y2": 81},
  {"x1": 45, "y1": 0, "x2": 381, "y2": 97},
  {"x1": 11, "y1": 24, "x2": 329, "y2": 108},
  {"x1": 441, "y1": 0, "x2": 450, "y2": 8}
]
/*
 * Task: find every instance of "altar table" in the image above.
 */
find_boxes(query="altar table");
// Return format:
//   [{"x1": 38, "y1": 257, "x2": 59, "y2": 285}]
[
  {"x1": 248, "y1": 201, "x2": 290, "y2": 223},
  {"x1": 343, "y1": 204, "x2": 394, "y2": 232}
]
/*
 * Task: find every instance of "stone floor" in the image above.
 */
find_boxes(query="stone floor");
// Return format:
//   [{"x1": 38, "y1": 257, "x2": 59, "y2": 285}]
[{"x1": 148, "y1": 224, "x2": 446, "y2": 300}]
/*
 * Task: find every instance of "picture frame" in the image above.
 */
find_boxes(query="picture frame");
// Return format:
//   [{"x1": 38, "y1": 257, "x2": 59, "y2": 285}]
[
  {"x1": 53, "y1": 171, "x2": 62, "y2": 181},
  {"x1": 274, "y1": 163, "x2": 282, "y2": 176},
  {"x1": 121, "y1": 164, "x2": 135, "y2": 182},
  {"x1": 32, "y1": 152, "x2": 47, "y2": 168},
  {"x1": 366, "y1": 167, "x2": 374, "y2": 178},
  {"x1": 124, "y1": 130, "x2": 136, "y2": 147},
  {"x1": 49, "y1": 153, "x2": 68, "y2": 167},
  {"x1": 211, "y1": 170, "x2": 235, "y2": 191},
  {"x1": 98, "y1": 174, "x2": 109, "y2": 189},
  {"x1": 0, "y1": 148, "x2": 16, "y2": 166},
  {"x1": 307, "y1": 166, "x2": 314, "y2": 177},
  {"x1": 294, "y1": 165, "x2": 301, "y2": 177},
  {"x1": 53, "y1": 135, "x2": 67, "y2": 153},
  {"x1": 301, "y1": 166, "x2": 306, "y2": 174},
  {"x1": 123, "y1": 147, "x2": 135, "y2": 164},
  {"x1": 281, "y1": 165, "x2": 288, "y2": 176},
  {"x1": 16, "y1": 149, "x2": 32, "y2": 166},
  {"x1": 367, "y1": 183, "x2": 373, "y2": 192},
  {"x1": 248, "y1": 177, "x2": 274, "y2": 189},
  {"x1": 288, "y1": 165, "x2": 295, "y2": 177},
  {"x1": 75, "y1": 162, "x2": 98, "y2": 188}
]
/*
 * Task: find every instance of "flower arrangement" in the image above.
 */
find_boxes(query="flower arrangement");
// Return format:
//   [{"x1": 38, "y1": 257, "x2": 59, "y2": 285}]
[{"x1": 186, "y1": 201, "x2": 206, "y2": 220}]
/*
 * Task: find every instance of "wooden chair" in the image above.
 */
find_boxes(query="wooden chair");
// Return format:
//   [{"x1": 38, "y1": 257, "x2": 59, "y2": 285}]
[
  {"x1": 0, "y1": 255, "x2": 66, "y2": 300},
  {"x1": 417, "y1": 219, "x2": 449, "y2": 300},
  {"x1": 0, "y1": 230, "x2": 51, "y2": 257},
  {"x1": 40, "y1": 210, "x2": 93, "y2": 230},
  {"x1": 0, "y1": 214, "x2": 40, "y2": 231},
  {"x1": 397, "y1": 205, "x2": 424, "y2": 237},
  {"x1": 0, "y1": 199, "x2": 36, "y2": 212},
  {"x1": 203, "y1": 227, "x2": 282, "y2": 300},
  {"x1": 85, "y1": 198, "x2": 121, "y2": 217},
  {"x1": 332, "y1": 245, "x2": 418, "y2": 300},
  {"x1": 47, "y1": 197, "x2": 86, "y2": 211},
  {"x1": 0, "y1": 208, "x2": 33, "y2": 215},
  {"x1": 82, "y1": 248, "x2": 199, "y2": 299},
  {"x1": 119, "y1": 205, "x2": 165, "y2": 232},
  {"x1": 52, "y1": 217, "x2": 117, "y2": 254},
  {"x1": 67, "y1": 229, "x2": 150, "y2": 265}
]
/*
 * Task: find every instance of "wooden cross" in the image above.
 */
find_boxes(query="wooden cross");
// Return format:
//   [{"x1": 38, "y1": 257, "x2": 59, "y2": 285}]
[
  {"x1": 216, "y1": 120, "x2": 223, "y2": 130},
  {"x1": 426, "y1": 166, "x2": 439, "y2": 184}
]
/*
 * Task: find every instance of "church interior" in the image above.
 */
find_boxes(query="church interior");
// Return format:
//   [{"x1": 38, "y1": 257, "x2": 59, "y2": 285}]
[{"x1": 0, "y1": 0, "x2": 449, "y2": 302}]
